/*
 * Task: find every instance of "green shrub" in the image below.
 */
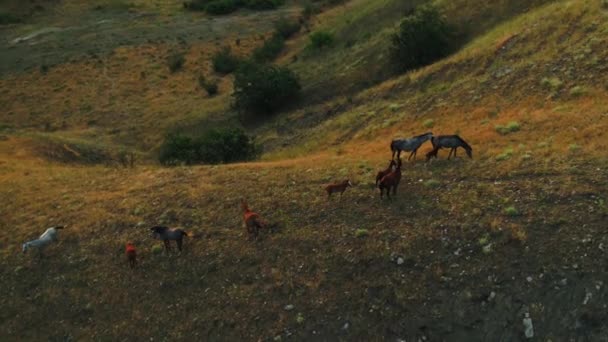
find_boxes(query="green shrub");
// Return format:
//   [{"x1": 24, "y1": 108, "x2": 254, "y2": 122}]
[
  {"x1": 506, "y1": 121, "x2": 520, "y2": 132},
  {"x1": 308, "y1": 31, "x2": 334, "y2": 49},
  {"x1": 253, "y1": 34, "x2": 285, "y2": 62},
  {"x1": 212, "y1": 47, "x2": 241, "y2": 74},
  {"x1": 569, "y1": 86, "x2": 586, "y2": 97},
  {"x1": 424, "y1": 179, "x2": 440, "y2": 187},
  {"x1": 205, "y1": 0, "x2": 238, "y2": 15},
  {"x1": 540, "y1": 77, "x2": 563, "y2": 91},
  {"x1": 159, "y1": 128, "x2": 258, "y2": 165},
  {"x1": 423, "y1": 119, "x2": 434, "y2": 128},
  {"x1": 302, "y1": 2, "x2": 316, "y2": 20},
  {"x1": 355, "y1": 229, "x2": 369, "y2": 238},
  {"x1": 495, "y1": 147, "x2": 514, "y2": 161},
  {"x1": 151, "y1": 245, "x2": 163, "y2": 254},
  {"x1": 198, "y1": 75, "x2": 219, "y2": 96},
  {"x1": 233, "y1": 61, "x2": 301, "y2": 114},
  {"x1": 504, "y1": 206, "x2": 519, "y2": 216},
  {"x1": 243, "y1": 0, "x2": 285, "y2": 10},
  {"x1": 0, "y1": 12, "x2": 22, "y2": 25},
  {"x1": 390, "y1": 5, "x2": 451, "y2": 72},
  {"x1": 167, "y1": 52, "x2": 185, "y2": 73},
  {"x1": 274, "y1": 17, "x2": 301, "y2": 39}
]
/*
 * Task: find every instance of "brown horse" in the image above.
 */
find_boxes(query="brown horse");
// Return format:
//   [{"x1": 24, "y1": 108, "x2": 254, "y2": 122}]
[
  {"x1": 378, "y1": 158, "x2": 402, "y2": 199},
  {"x1": 324, "y1": 179, "x2": 353, "y2": 199},
  {"x1": 125, "y1": 242, "x2": 137, "y2": 268},
  {"x1": 376, "y1": 159, "x2": 396, "y2": 185},
  {"x1": 241, "y1": 200, "x2": 268, "y2": 240}
]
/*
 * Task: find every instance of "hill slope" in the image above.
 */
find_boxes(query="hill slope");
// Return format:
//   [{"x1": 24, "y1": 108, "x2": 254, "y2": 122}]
[{"x1": 1, "y1": 0, "x2": 608, "y2": 340}]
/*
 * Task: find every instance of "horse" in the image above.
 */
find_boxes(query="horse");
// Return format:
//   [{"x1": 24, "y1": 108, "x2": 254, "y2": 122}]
[
  {"x1": 125, "y1": 242, "x2": 137, "y2": 268},
  {"x1": 378, "y1": 158, "x2": 402, "y2": 199},
  {"x1": 241, "y1": 199, "x2": 268, "y2": 241},
  {"x1": 376, "y1": 159, "x2": 397, "y2": 186},
  {"x1": 390, "y1": 132, "x2": 433, "y2": 160},
  {"x1": 150, "y1": 226, "x2": 190, "y2": 253},
  {"x1": 429, "y1": 135, "x2": 473, "y2": 160},
  {"x1": 22, "y1": 226, "x2": 65, "y2": 256},
  {"x1": 324, "y1": 179, "x2": 353, "y2": 199}
]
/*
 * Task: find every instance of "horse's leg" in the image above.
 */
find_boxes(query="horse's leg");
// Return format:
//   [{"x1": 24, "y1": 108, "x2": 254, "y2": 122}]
[
  {"x1": 454, "y1": 147, "x2": 458, "y2": 158},
  {"x1": 413, "y1": 149, "x2": 417, "y2": 161},
  {"x1": 163, "y1": 240, "x2": 170, "y2": 253},
  {"x1": 447, "y1": 148, "x2": 453, "y2": 160},
  {"x1": 177, "y1": 238, "x2": 183, "y2": 252},
  {"x1": 397, "y1": 150, "x2": 401, "y2": 160}
]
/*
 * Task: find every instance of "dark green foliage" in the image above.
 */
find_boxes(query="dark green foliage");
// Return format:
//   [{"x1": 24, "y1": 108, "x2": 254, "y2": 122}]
[
  {"x1": 308, "y1": 31, "x2": 334, "y2": 49},
  {"x1": 252, "y1": 34, "x2": 285, "y2": 62},
  {"x1": 167, "y1": 52, "x2": 185, "y2": 73},
  {"x1": 243, "y1": 0, "x2": 284, "y2": 10},
  {"x1": 274, "y1": 17, "x2": 301, "y2": 39},
  {"x1": 204, "y1": 0, "x2": 239, "y2": 15},
  {"x1": 198, "y1": 75, "x2": 219, "y2": 96},
  {"x1": 159, "y1": 128, "x2": 258, "y2": 165},
  {"x1": 390, "y1": 5, "x2": 451, "y2": 72},
  {"x1": 212, "y1": 47, "x2": 241, "y2": 74},
  {"x1": 184, "y1": 0, "x2": 284, "y2": 14},
  {"x1": 0, "y1": 12, "x2": 22, "y2": 25},
  {"x1": 233, "y1": 62, "x2": 300, "y2": 114}
]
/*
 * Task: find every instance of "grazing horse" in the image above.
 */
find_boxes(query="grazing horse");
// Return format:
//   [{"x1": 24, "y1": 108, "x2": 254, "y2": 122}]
[
  {"x1": 378, "y1": 158, "x2": 402, "y2": 199},
  {"x1": 125, "y1": 242, "x2": 137, "y2": 268},
  {"x1": 241, "y1": 200, "x2": 267, "y2": 240},
  {"x1": 22, "y1": 226, "x2": 65, "y2": 256},
  {"x1": 150, "y1": 226, "x2": 190, "y2": 252},
  {"x1": 325, "y1": 179, "x2": 353, "y2": 199},
  {"x1": 430, "y1": 135, "x2": 473, "y2": 160},
  {"x1": 376, "y1": 159, "x2": 397, "y2": 185},
  {"x1": 390, "y1": 132, "x2": 433, "y2": 160}
]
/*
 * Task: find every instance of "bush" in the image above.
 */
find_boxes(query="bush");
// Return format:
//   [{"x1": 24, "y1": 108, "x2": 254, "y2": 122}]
[
  {"x1": 495, "y1": 121, "x2": 520, "y2": 135},
  {"x1": 423, "y1": 119, "x2": 434, "y2": 128},
  {"x1": 167, "y1": 52, "x2": 185, "y2": 73},
  {"x1": 504, "y1": 206, "x2": 519, "y2": 217},
  {"x1": 233, "y1": 61, "x2": 301, "y2": 114},
  {"x1": 390, "y1": 5, "x2": 451, "y2": 72},
  {"x1": 205, "y1": 0, "x2": 238, "y2": 15},
  {"x1": 355, "y1": 229, "x2": 369, "y2": 238},
  {"x1": 198, "y1": 75, "x2": 219, "y2": 96},
  {"x1": 243, "y1": 0, "x2": 285, "y2": 10},
  {"x1": 308, "y1": 31, "x2": 334, "y2": 49},
  {"x1": 253, "y1": 34, "x2": 285, "y2": 62},
  {"x1": 0, "y1": 12, "x2": 21, "y2": 25},
  {"x1": 159, "y1": 128, "x2": 258, "y2": 165},
  {"x1": 274, "y1": 17, "x2": 301, "y2": 39},
  {"x1": 212, "y1": 47, "x2": 241, "y2": 74}
]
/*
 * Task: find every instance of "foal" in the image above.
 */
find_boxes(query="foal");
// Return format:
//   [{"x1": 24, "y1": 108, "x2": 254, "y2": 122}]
[
  {"x1": 325, "y1": 179, "x2": 353, "y2": 199},
  {"x1": 125, "y1": 242, "x2": 137, "y2": 268},
  {"x1": 378, "y1": 158, "x2": 402, "y2": 199},
  {"x1": 150, "y1": 226, "x2": 190, "y2": 253},
  {"x1": 376, "y1": 159, "x2": 396, "y2": 185},
  {"x1": 241, "y1": 200, "x2": 267, "y2": 240}
]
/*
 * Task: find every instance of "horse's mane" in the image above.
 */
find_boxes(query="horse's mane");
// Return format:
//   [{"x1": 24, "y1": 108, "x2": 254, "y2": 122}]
[
  {"x1": 414, "y1": 132, "x2": 433, "y2": 138},
  {"x1": 456, "y1": 136, "x2": 472, "y2": 151}
]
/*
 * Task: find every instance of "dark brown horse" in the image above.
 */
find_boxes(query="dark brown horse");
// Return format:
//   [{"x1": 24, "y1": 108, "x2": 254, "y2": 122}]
[
  {"x1": 378, "y1": 158, "x2": 402, "y2": 199},
  {"x1": 427, "y1": 135, "x2": 473, "y2": 160},
  {"x1": 150, "y1": 226, "x2": 190, "y2": 252},
  {"x1": 376, "y1": 159, "x2": 396, "y2": 185}
]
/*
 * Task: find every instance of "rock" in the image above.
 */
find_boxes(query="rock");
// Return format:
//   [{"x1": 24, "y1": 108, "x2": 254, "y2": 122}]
[
  {"x1": 488, "y1": 291, "x2": 496, "y2": 301},
  {"x1": 559, "y1": 278, "x2": 568, "y2": 286},
  {"x1": 342, "y1": 322, "x2": 350, "y2": 330},
  {"x1": 136, "y1": 221, "x2": 146, "y2": 228},
  {"x1": 526, "y1": 276, "x2": 533, "y2": 283},
  {"x1": 397, "y1": 257, "x2": 404, "y2": 265},
  {"x1": 284, "y1": 304, "x2": 295, "y2": 311},
  {"x1": 583, "y1": 291, "x2": 592, "y2": 305}
]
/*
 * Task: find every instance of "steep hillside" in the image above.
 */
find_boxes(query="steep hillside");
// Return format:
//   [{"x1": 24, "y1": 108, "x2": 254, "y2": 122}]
[{"x1": 1, "y1": 0, "x2": 608, "y2": 341}]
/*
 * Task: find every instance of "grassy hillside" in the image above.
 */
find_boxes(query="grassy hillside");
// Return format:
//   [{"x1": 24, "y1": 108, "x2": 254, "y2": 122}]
[{"x1": 2, "y1": 0, "x2": 608, "y2": 340}]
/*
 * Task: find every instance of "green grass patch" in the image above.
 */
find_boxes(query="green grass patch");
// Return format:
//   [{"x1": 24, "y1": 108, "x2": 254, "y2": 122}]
[
  {"x1": 151, "y1": 245, "x2": 163, "y2": 255},
  {"x1": 423, "y1": 119, "x2": 435, "y2": 128},
  {"x1": 568, "y1": 143, "x2": 581, "y2": 153},
  {"x1": 540, "y1": 77, "x2": 563, "y2": 91},
  {"x1": 308, "y1": 31, "x2": 334, "y2": 50},
  {"x1": 355, "y1": 228, "x2": 369, "y2": 238},
  {"x1": 569, "y1": 86, "x2": 586, "y2": 97},
  {"x1": 495, "y1": 121, "x2": 520, "y2": 135},
  {"x1": 424, "y1": 179, "x2": 440, "y2": 187},
  {"x1": 504, "y1": 206, "x2": 519, "y2": 216},
  {"x1": 495, "y1": 147, "x2": 514, "y2": 161}
]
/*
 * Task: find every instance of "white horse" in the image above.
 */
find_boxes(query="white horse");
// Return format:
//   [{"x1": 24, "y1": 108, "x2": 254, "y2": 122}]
[{"x1": 22, "y1": 226, "x2": 64, "y2": 255}]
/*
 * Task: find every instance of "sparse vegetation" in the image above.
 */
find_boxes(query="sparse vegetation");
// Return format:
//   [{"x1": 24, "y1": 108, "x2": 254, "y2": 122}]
[
  {"x1": 423, "y1": 119, "x2": 435, "y2": 128},
  {"x1": 569, "y1": 86, "x2": 586, "y2": 97},
  {"x1": 167, "y1": 52, "x2": 185, "y2": 73},
  {"x1": 495, "y1": 121, "x2": 520, "y2": 135},
  {"x1": 274, "y1": 17, "x2": 301, "y2": 39},
  {"x1": 390, "y1": 5, "x2": 451, "y2": 72},
  {"x1": 355, "y1": 228, "x2": 369, "y2": 238},
  {"x1": 308, "y1": 31, "x2": 334, "y2": 50},
  {"x1": 495, "y1": 147, "x2": 514, "y2": 161},
  {"x1": 540, "y1": 77, "x2": 563, "y2": 91},
  {"x1": 184, "y1": 0, "x2": 284, "y2": 14},
  {"x1": 212, "y1": 47, "x2": 241, "y2": 74},
  {"x1": 504, "y1": 206, "x2": 519, "y2": 216},
  {"x1": 233, "y1": 61, "x2": 300, "y2": 115},
  {"x1": 424, "y1": 179, "x2": 440, "y2": 187},
  {"x1": 253, "y1": 34, "x2": 285, "y2": 62},
  {"x1": 159, "y1": 128, "x2": 258, "y2": 165},
  {"x1": 568, "y1": 143, "x2": 581, "y2": 153},
  {"x1": 198, "y1": 75, "x2": 219, "y2": 96}
]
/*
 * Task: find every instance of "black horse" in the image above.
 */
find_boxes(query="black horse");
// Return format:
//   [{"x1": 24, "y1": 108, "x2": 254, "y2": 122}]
[{"x1": 150, "y1": 226, "x2": 190, "y2": 252}]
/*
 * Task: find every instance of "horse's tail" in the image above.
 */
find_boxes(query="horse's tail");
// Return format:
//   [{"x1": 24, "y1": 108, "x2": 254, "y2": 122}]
[{"x1": 54, "y1": 226, "x2": 65, "y2": 229}]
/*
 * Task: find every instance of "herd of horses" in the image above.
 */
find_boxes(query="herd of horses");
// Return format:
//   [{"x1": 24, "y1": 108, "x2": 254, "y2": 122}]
[{"x1": 22, "y1": 132, "x2": 472, "y2": 267}]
